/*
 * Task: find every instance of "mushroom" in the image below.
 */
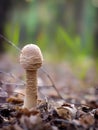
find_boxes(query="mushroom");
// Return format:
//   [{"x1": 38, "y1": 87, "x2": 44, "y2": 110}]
[{"x1": 20, "y1": 44, "x2": 43, "y2": 109}]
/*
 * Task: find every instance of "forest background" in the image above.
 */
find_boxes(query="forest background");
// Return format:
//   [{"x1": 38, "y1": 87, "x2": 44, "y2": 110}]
[{"x1": 0, "y1": 0, "x2": 98, "y2": 84}]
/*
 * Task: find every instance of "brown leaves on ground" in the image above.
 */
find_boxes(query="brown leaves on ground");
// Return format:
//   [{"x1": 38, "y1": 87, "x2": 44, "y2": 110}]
[
  {"x1": 0, "y1": 56, "x2": 98, "y2": 130},
  {"x1": 7, "y1": 97, "x2": 23, "y2": 105}
]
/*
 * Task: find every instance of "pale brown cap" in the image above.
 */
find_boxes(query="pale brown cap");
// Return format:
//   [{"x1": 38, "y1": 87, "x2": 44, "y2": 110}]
[{"x1": 20, "y1": 44, "x2": 43, "y2": 70}]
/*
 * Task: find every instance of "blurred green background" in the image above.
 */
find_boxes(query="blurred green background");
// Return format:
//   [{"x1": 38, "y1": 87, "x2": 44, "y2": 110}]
[{"x1": 0, "y1": 0, "x2": 98, "y2": 70}]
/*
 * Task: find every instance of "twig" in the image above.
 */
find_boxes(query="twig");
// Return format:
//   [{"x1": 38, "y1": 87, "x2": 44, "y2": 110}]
[
  {"x1": 41, "y1": 67, "x2": 64, "y2": 100},
  {"x1": 0, "y1": 70, "x2": 17, "y2": 79},
  {"x1": 13, "y1": 91, "x2": 25, "y2": 96},
  {"x1": 0, "y1": 34, "x2": 21, "y2": 52},
  {"x1": 2, "y1": 82, "x2": 25, "y2": 87}
]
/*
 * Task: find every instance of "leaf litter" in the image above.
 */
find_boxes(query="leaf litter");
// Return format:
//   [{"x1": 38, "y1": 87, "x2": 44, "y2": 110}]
[{"x1": 0, "y1": 60, "x2": 98, "y2": 130}]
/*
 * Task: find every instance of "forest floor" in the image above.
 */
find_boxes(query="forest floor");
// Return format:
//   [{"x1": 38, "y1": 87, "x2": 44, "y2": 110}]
[{"x1": 0, "y1": 54, "x2": 98, "y2": 130}]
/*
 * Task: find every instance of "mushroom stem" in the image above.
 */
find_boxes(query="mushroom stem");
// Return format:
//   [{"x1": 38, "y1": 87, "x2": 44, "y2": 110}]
[{"x1": 23, "y1": 70, "x2": 38, "y2": 109}]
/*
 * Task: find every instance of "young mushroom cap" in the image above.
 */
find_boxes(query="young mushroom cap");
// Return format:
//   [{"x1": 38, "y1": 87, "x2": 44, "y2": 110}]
[{"x1": 20, "y1": 44, "x2": 43, "y2": 70}]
